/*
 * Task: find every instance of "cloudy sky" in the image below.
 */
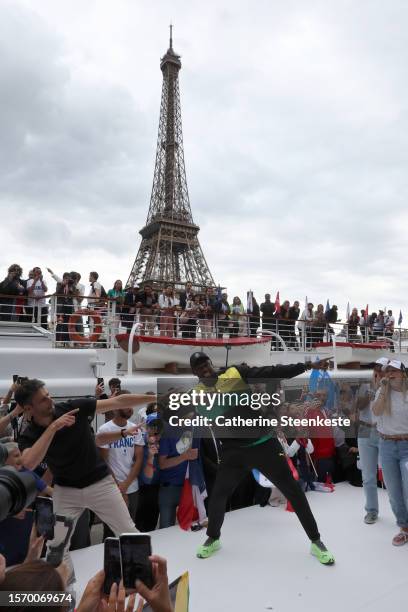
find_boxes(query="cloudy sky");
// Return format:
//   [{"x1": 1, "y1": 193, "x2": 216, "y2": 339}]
[{"x1": 1, "y1": 0, "x2": 407, "y2": 320}]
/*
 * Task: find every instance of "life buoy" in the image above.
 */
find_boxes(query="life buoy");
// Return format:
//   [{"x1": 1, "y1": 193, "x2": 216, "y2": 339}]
[{"x1": 68, "y1": 309, "x2": 103, "y2": 344}]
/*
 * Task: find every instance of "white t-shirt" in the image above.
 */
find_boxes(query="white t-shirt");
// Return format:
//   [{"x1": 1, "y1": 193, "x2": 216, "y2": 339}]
[
  {"x1": 97, "y1": 420, "x2": 144, "y2": 493},
  {"x1": 385, "y1": 316, "x2": 395, "y2": 331},
  {"x1": 158, "y1": 294, "x2": 179, "y2": 309},
  {"x1": 26, "y1": 278, "x2": 48, "y2": 307},
  {"x1": 375, "y1": 388, "x2": 408, "y2": 435},
  {"x1": 74, "y1": 282, "x2": 85, "y2": 311},
  {"x1": 89, "y1": 281, "x2": 102, "y2": 306},
  {"x1": 358, "y1": 382, "x2": 377, "y2": 425}
]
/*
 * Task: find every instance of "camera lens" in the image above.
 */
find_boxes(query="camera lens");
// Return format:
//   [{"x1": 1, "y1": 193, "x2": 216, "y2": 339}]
[{"x1": 0, "y1": 466, "x2": 37, "y2": 522}]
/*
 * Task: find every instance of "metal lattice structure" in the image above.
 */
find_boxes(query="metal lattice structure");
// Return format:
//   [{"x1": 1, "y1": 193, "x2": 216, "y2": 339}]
[{"x1": 127, "y1": 29, "x2": 215, "y2": 290}]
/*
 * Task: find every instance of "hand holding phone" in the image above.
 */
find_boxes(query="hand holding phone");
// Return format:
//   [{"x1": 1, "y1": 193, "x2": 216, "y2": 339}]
[
  {"x1": 119, "y1": 533, "x2": 153, "y2": 592},
  {"x1": 103, "y1": 538, "x2": 122, "y2": 595},
  {"x1": 35, "y1": 497, "x2": 55, "y2": 540}
]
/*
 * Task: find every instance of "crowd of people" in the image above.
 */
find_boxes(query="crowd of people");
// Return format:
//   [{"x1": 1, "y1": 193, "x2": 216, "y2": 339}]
[
  {"x1": 0, "y1": 265, "x2": 400, "y2": 347},
  {"x1": 0, "y1": 354, "x2": 407, "y2": 603}
]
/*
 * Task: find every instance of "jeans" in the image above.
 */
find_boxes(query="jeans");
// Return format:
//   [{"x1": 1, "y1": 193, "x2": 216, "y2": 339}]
[
  {"x1": 358, "y1": 428, "x2": 380, "y2": 514},
  {"x1": 379, "y1": 439, "x2": 408, "y2": 528},
  {"x1": 159, "y1": 485, "x2": 183, "y2": 528}
]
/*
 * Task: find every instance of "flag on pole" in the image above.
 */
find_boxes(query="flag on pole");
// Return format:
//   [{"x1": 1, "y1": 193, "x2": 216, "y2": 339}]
[
  {"x1": 398, "y1": 310, "x2": 403, "y2": 326},
  {"x1": 274, "y1": 291, "x2": 281, "y2": 315},
  {"x1": 247, "y1": 290, "x2": 253, "y2": 313},
  {"x1": 325, "y1": 299, "x2": 330, "y2": 315},
  {"x1": 177, "y1": 460, "x2": 207, "y2": 531},
  {"x1": 346, "y1": 302, "x2": 350, "y2": 320}
]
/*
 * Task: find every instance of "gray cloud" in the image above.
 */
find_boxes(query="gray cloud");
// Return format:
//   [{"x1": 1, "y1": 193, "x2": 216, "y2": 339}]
[{"x1": 0, "y1": 0, "x2": 407, "y2": 320}]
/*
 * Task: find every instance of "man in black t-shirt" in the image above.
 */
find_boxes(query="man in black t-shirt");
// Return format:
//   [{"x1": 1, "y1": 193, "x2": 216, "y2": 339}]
[
  {"x1": 16, "y1": 379, "x2": 154, "y2": 580},
  {"x1": 260, "y1": 294, "x2": 275, "y2": 332}
]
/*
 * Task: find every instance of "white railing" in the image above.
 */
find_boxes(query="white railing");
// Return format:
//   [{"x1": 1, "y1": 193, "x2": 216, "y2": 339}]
[{"x1": 0, "y1": 294, "x2": 405, "y2": 353}]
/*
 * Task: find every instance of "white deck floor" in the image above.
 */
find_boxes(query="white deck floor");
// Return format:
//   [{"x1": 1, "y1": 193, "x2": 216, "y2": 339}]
[{"x1": 71, "y1": 483, "x2": 407, "y2": 611}]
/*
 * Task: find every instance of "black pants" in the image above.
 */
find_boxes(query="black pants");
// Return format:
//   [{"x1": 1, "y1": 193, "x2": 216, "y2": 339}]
[
  {"x1": 206, "y1": 438, "x2": 320, "y2": 542},
  {"x1": 135, "y1": 485, "x2": 160, "y2": 532}
]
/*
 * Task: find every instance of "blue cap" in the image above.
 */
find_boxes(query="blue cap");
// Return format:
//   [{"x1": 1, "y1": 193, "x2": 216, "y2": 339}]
[{"x1": 146, "y1": 413, "x2": 159, "y2": 425}]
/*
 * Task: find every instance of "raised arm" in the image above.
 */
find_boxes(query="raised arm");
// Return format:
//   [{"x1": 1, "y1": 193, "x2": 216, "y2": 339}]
[
  {"x1": 372, "y1": 382, "x2": 388, "y2": 416},
  {"x1": 95, "y1": 423, "x2": 140, "y2": 446},
  {"x1": 21, "y1": 410, "x2": 78, "y2": 470},
  {"x1": 96, "y1": 393, "x2": 156, "y2": 415}
]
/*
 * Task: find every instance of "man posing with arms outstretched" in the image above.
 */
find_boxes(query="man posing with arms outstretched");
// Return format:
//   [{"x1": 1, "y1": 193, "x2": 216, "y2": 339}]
[
  {"x1": 187, "y1": 352, "x2": 335, "y2": 565},
  {"x1": 16, "y1": 379, "x2": 153, "y2": 577}
]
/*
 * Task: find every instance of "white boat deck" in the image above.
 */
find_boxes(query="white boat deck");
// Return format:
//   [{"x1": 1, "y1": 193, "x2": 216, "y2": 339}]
[{"x1": 71, "y1": 483, "x2": 407, "y2": 611}]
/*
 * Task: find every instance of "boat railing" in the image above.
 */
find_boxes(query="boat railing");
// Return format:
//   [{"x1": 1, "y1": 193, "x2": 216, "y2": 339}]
[{"x1": 0, "y1": 294, "x2": 405, "y2": 352}]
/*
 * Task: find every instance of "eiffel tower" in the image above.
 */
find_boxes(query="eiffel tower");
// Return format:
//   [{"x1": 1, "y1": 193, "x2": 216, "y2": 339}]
[{"x1": 127, "y1": 28, "x2": 215, "y2": 290}]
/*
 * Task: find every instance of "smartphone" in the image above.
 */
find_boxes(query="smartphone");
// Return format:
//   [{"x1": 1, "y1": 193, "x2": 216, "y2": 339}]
[
  {"x1": 35, "y1": 496, "x2": 55, "y2": 540},
  {"x1": 97, "y1": 377, "x2": 105, "y2": 388},
  {"x1": 103, "y1": 537, "x2": 122, "y2": 595},
  {"x1": 13, "y1": 374, "x2": 18, "y2": 383},
  {"x1": 119, "y1": 533, "x2": 153, "y2": 591},
  {"x1": 46, "y1": 515, "x2": 74, "y2": 568}
]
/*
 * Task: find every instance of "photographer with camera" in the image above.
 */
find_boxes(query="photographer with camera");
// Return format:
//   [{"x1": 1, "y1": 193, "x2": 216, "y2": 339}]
[
  {"x1": 0, "y1": 441, "x2": 53, "y2": 567},
  {"x1": 26, "y1": 267, "x2": 48, "y2": 328}
]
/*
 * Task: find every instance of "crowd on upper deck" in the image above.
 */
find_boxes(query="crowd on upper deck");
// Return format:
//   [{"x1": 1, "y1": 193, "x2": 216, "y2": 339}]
[{"x1": 0, "y1": 264, "x2": 400, "y2": 347}]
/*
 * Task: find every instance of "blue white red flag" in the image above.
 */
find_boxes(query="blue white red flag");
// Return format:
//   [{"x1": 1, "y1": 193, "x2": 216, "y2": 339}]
[{"x1": 177, "y1": 459, "x2": 207, "y2": 531}]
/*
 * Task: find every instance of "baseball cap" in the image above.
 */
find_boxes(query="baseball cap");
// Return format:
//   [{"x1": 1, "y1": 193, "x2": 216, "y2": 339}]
[
  {"x1": 190, "y1": 351, "x2": 210, "y2": 369},
  {"x1": 387, "y1": 359, "x2": 405, "y2": 371},
  {"x1": 375, "y1": 357, "x2": 389, "y2": 368},
  {"x1": 146, "y1": 412, "x2": 159, "y2": 425},
  {"x1": 146, "y1": 412, "x2": 164, "y2": 433}
]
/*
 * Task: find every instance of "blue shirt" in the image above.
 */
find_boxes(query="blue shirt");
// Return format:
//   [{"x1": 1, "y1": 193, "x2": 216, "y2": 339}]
[
  {"x1": 20, "y1": 468, "x2": 47, "y2": 492},
  {"x1": 139, "y1": 439, "x2": 160, "y2": 486},
  {"x1": 159, "y1": 434, "x2": 198, "y2": 486}
]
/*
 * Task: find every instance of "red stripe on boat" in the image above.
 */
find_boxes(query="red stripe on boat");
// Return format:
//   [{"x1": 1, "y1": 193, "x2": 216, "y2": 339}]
[{"x1": 116, "y1": 334, "x2": 271, "y2": 347}]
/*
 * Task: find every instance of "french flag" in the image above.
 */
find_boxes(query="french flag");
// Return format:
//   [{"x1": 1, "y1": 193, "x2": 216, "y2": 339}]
[
  {"x1": 275, "y1": 291, "x2": 281, "y2": 315},
  {"x1": 177, "y1": 460, "x2": 208, "y2": 531}
]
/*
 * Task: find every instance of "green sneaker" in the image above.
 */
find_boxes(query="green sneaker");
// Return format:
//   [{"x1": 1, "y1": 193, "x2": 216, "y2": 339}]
[
  {"x1": 310, "y1": 540, "x2": 335, "y2": 565},
  {"x1": 196, "y1": 539, "x2": 221, "y2": 559}
]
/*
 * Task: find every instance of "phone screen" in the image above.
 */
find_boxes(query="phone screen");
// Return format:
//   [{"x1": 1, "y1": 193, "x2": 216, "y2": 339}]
[
  {"x1": 119, "y1": 534, "x2": 153, "y2": 590},
  {"x1": 103, "y1": 538, "x2": 122, "y2": 595},
  {"x1": 97, "y1": 377, "x2": 105, "y2": 387},
  {"x1": 35, "y1": 497, "x2": 55, "y2": 540},
  {"x1": 13, "y1": 374, "x2": 18, "y2": 383}
]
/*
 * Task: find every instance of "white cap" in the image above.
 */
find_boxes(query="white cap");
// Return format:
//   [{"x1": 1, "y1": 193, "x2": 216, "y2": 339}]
[
  {"x1": 375, "y1": 357, "x2": 389, "y2": 369},
  {"x1": 387, "y1": 359, "x2": 404, "y2": 371}
]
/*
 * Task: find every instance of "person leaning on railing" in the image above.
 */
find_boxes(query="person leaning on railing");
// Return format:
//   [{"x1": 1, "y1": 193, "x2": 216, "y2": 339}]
[
  {"x1": 199, "y1": 292, "x2": 213, "y2": 339},
  {"x1": 158, "y1": 286, "x2": 180, "y2": 337},
  {"x1": 54, "y1": 273, "x2": 76, "y2": 344},
  {"x1": 372, "y1": 360, "x2": 408, "y2": 546},
  {"x1": 0, "y1": 264, "x2": 25, "y2": 321},
  {"x1": 136, "y1": 284, "x2": 159, "y2": 336}
]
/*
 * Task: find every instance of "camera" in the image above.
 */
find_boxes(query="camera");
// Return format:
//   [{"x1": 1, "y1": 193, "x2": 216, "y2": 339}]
[
  {"x1": 0, "y1": 465, "x2": 37, "y2": 522},
  {"x1": 0, "y1": 442, "x2": 9, "y2": 467}
]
